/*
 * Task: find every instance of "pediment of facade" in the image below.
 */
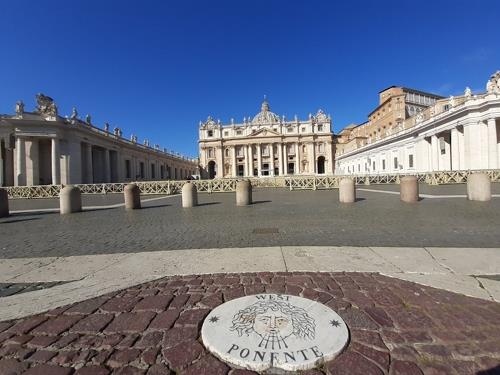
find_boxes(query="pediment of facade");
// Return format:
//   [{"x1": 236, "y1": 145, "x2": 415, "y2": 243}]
[{"x1": 248, "y1": 127, "x2": 281, "y2": 138}]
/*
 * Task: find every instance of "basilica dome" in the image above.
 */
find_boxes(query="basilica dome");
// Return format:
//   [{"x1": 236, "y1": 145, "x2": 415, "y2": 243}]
[{"x1": 252, "y1": 99, "x2": 280, "y2": 125}]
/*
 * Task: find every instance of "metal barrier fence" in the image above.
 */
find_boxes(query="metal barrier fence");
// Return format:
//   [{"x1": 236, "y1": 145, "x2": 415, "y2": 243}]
[{"x1": 4, "y1": 170, "x2": 500, "y2": 199}]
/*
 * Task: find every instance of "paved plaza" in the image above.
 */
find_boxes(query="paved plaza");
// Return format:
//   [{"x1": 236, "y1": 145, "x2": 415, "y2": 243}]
[
  {"x1": 2, "y1": 185, "x2": 500, "y2": 259},
  {"x1": 1, "y1": 184, "x2": 500, "y2": 374}
]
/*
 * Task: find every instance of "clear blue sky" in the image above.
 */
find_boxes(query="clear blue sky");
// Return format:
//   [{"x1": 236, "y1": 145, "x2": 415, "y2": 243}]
[{"x1": 1, "y1": 0, "x2": 499, "y2": 157}]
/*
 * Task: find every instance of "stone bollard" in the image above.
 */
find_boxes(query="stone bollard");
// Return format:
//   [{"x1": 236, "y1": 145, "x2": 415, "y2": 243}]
[
  {"x1": 467, "y1": 173, "x2": 491, "y2": 201},
  {"x1": 400, "y1": 176, "x2": 419, "y2": 203},
  {"x1": 59, "y1": 186, "x2": 82, "y2": 214},
  {"x1": 124, "y1": 183, "x2": 141, "y2": 209},
  {"x1": 236, "y1": 180, "x2": 252, "y2": 206},
  {"x1": 182, "y1": 182, "x2": 198, "y2": 208},
  {"x1": 339, "y1": 178, "x2": 356, "y2": 203},
  {"x1": 0, "y1": 188, "x2": 9, "y2": 218}
]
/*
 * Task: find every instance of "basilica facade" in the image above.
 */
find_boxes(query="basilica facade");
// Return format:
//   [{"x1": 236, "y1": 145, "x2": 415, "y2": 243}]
[{"x1": 198, "y1": 100, "x2": 335, "y2": 178}]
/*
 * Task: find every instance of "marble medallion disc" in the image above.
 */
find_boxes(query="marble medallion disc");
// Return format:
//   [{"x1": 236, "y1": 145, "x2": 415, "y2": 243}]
[{"x1": 201, "y1": 293, "x2": 349, "y2": 373}]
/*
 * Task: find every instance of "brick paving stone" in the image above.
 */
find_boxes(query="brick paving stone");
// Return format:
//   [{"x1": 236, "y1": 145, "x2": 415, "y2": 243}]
[
  {"x1": 100, "y1": 297, "x2": 141, "y2": 313},
  {"x1": 5, "y1": 334, "x2": 34, "y2": 345},
  {"x1": 162, "y1": 326, "x2": 198, "y2": 348},
  {"x1": 175, "y1": 308, "x2": 210, "y2": 328},
  {"x1": 140, "y1": 347, "x2": 159, "y2": 365},
  {"x1": 52, "y1": 333, "x2": 79, "y2": 349},
  {"x1": 389, "y1": 360, "x2": 424, "y2": 375},
  {"x1": 133, "y1": 295, "x2": 172, "y2": 312},
  {"x1": 74, "y1": 365, "x2": 110, "y2": 375},
  {"x1": 134, "y1": 331, "x2": 163, "y2": 349},
  {"x1": 146, "y1": 364, "x2": 173, "y2": 374},
  {"x1": 326, "y1": 351, "x2": 384, "y2": 375},
  {"x1": 112, "y1": 366, "x2": 146, "y2": 375},
  {"x1": 31, "y1": 316, "x2": 82, "y2": 336},
  {"x1": 64, "y1": 297, "x2": 109, "y2": 315},
  {"x1": 26, "y1": 349, "x2": 57, "y2": 363},
  {"x1": 23, "y1": 363, "x2": 73, "y2": 375},
  {"x1": 183, "y1": 354, "x2": 230, "y2": 375},
  {"x1": 0, "y1": 358, "x2": 28, "y2": 374},
  {"x1": 162, "y1": 340, "x2": 204, "y2": 370},
  {"x1": 7, "y1": 316, "x2": 47, "y2": 334},
  {"x1": 104, "y1": 312, "x2": 155, "y2": 334},
  {"x1": 228, "y1": 370, "x2": 259, "y2": 375},
  {"x1": 27, "y1": 335, "x2": 58, "y2": 348},
  {"x1": 107, "y1": 348, "x2": 141, "y2": 368},
  {"x1": 169, "y1": 294, "x2": 190, "y2": 309},
  {"x1": 69, "y1": 314, "x2": 113, "y2": 334}
]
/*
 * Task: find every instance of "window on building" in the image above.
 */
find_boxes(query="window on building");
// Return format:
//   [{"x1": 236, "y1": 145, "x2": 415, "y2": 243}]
[
  {"x1": 262, "y1": 145, "x2": 269, "y2": 156},
  {"x1": 373, "y1": 161, "x2": 376, "y2": 170},
  {"x1": 125, "y1": 160, "x2": 131, "y2": 179},
  {"x1": 151, "y1": 164, "x2": 156, "y2": 179},
  {"x1": 301, "y1": 127, "x2": 306, "y2": 132},
  {"x1": 382, "y1": 160, "x2": 386, "y2": 170},
  {"x1": 224, "y1": 131, "x2": 229, "y2": 136},
  {"x1": 393, "y1": 157, "x2": 398, "y2": 169},
  {"x1": 208, "y1": 148, "x2": 214, "y2": 158},
  {"x1": 409, "y1": 154, "x2": 414, "y2": 168},
  {"x1": 237, "y1": 147, "x2": 244, "y2": 157},
  {"x1": 443, "y1": 104, "x2": 450, "y2": 111},
  {"x1": 207, "y1": 130, "x2": 213, "y2": 137},
  {"x1": 317, "y1": 125, "x2": 323, "y2": 132},
  {"x1": 287, "y1": 127, "x2": 293, "y2": 133},
  {"x1": 225, "y1": 148, "x2": 229, "y2": 157},
  {"x1": 236, "y1": 130, "x2": 242, "y2": 135},
  {"x1": 262, "y1": 163, "x2": 269, "y2": 176}
]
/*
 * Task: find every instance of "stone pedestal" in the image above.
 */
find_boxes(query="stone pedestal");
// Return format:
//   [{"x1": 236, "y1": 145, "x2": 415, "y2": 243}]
[
  {"x1": 60, "y1": 186, "x2": 82, "y2": 214},
  {"x1": 0, "y1": 188, "x2": 9, "y2": 218},
  {"x1": 339, "y1": 178, "x2": 355, "y2": 203},
  {"x1": 236, "y1": 180, "x2": 252, "y2": 206},
  {"x1": 467, "y1": 173, "x2": 491, "y2": 201},
  {"x1": 182, "y1": 182, "x2": 198, "y2": 208},
  {"x1": 400, "y1": 176, "x2": 419, "y2": 203},
  {"x1": 124, "y1": 183, "x2": 141, "y2": 209}
]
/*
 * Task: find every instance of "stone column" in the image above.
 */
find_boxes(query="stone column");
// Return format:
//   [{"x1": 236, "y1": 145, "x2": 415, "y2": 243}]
[
  {"x1": 15, "y1": 137, "x2": 26, "y2": 186},
  {"x1": 309, "y1": 143, "x2": 316, "y2": 174},
  {"x1": 231, "y1": 146, "x2": 237, "y2": 177},
  {"x1": 487, "y1": 118, "x2": 498, "y2": 169},
  {"x1": 257, "y1": 144, "x2": 262, "y2": 177},
  {"x1": 248, "y1": 145, "x2": 253, "y2": 177},
  {"x1": 451, "y1": 128, "x2": 459, "y2": 171},
  {"x1": 282, "y1": 144, "x2": 288, "y2": 175},
  {"x1": 243, "y1": 144, "x2": 249, "y2": 176},
  {"x1": 458, "y1": 127, "x2": 465, "y2": 170},
  {"x1": 85, "y1": 143, "x2": 93, "y2": 183},
  {"x1": 296, "y1": 143, "x2": 301, "y2": 174},
  {"x1": 104, "y1": 149, "x2": 111, "y2": 182},
  {"x1": 431, "y1": 135, "x2": 439, "y2": 171},
  {"x1": 270, "y1": 143, "x2": 275, "y2": 176},
  {"x1": 51, "y1": 138, "x2": 60, "y2": 185},
  {"x1": 278, "y1": 142, "x2": 283, "y2": 176}
]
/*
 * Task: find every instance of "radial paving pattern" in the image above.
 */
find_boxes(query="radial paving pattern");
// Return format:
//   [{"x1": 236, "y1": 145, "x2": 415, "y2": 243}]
[{"x1": 0, "y1": 272, "x2": 499, "y2": 374}]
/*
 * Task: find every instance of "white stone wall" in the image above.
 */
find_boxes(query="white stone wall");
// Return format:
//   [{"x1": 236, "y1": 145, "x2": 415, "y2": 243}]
[{"x1": 336, "y1": 93, "x2": 500, "y2": 175}]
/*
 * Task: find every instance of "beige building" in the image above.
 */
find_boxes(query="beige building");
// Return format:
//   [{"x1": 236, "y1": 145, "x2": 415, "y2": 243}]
[
  {"x1": 198, "y1": 99, "x2": 335, "y2": 178},
  {"x1": 337, "y1": 87, "x2": 443, "y2": 155},
  {"x1": 335, "y1": 71, "x2": 500, "y2": 175},
  {"x1": 0, "y1": 94, "x2": 198, "y2": 186}
]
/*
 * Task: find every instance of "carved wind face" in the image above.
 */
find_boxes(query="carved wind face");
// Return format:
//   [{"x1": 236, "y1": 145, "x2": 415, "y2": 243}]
[{"x1": 253, "y1": 310, "x2": 293, "y2": 339}]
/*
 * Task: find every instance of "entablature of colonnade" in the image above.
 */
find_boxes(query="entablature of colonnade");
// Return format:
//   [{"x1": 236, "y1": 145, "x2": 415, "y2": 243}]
[
  {"x1": 1, "y1": 94, "x2": 197, "y2": 166},
  {"x1": 336, "y1": 95, "x2": 500, "y2": 162}
]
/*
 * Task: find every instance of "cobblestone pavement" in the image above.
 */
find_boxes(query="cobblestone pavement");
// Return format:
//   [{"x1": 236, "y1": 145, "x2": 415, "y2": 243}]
[
  {"x1": 0, "y1": 272, "x2": 499, "y2": 374},
  {"x1": 2, "y1": 187, "x2": 500, "y2": 259}
]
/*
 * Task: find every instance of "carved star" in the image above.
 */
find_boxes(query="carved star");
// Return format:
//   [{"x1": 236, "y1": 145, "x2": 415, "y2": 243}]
[
  {"x1": 330, "y1": 319, "x2": 341, "y2": 327},
  {"x1": 209, "y1": 316, "x2": 220, "y2": 323}
]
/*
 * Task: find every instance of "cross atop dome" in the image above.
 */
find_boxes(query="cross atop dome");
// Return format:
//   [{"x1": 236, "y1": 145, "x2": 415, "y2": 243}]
[{"x1": 253, "y1": 96, "x2": 279, "y2": 124}]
